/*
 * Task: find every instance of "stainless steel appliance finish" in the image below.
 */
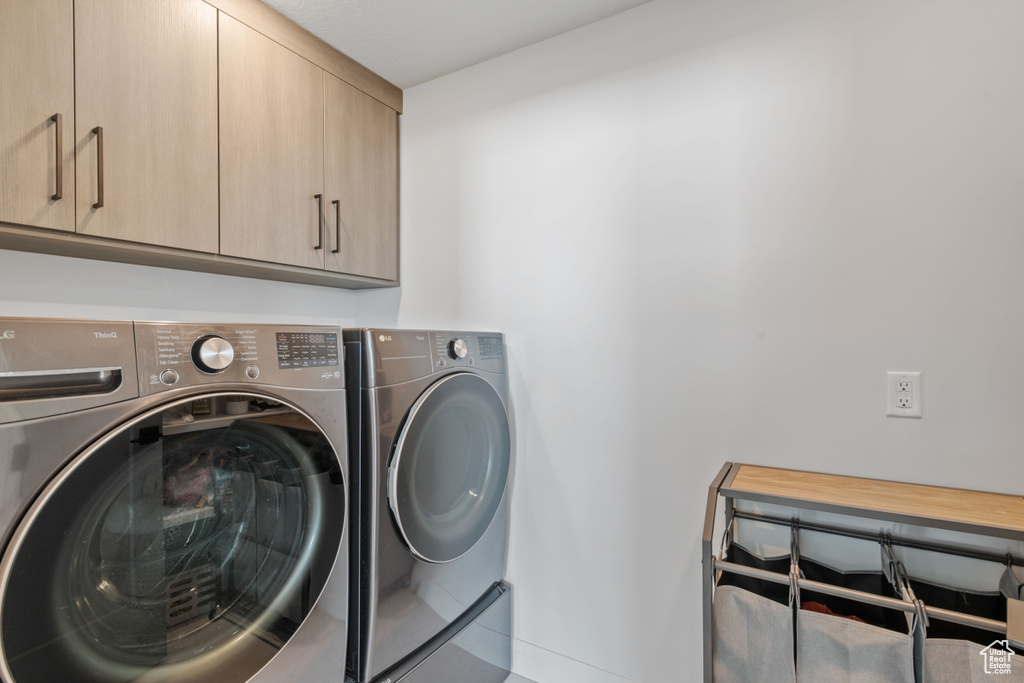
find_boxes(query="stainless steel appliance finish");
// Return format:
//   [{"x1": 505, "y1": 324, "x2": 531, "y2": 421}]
[
  {"x1": 0, "y1": 318, "x2": 349, "y2": 683},
  {"x1": 396, "y1": 581, "x2": 513, "y2": 683},
  {"x1": 344, "y1": 329, "x2": 512, "y2": 683}
]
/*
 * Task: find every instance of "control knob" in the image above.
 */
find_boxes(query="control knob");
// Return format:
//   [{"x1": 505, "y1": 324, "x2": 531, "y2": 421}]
[
  {"x1": 448, "y1": 338, "x2": 468, "y2": 360},
  {"x1": 192, "y1": 335, "x2": 234, "y2": 374}
]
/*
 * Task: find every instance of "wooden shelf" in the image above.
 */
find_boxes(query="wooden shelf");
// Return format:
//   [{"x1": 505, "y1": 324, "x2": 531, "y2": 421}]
[{"x1": 721, "y1": 464, "x2": 1024, "y2": 542}]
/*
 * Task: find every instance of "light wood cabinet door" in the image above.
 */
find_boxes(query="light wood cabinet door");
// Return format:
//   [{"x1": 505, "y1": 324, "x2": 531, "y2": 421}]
[
  {"x1": 219, "y1": 13, "x2": 326, "y2": 270},
  {"x1": 0, "y1": 0, "x2": 75, "y2": 232},
  {"x1": 74, "y1": 0, "x2": 218, "y2": 253},
  {"x1": 324, "y1": 74, "x2": 399, "y2": 281}
]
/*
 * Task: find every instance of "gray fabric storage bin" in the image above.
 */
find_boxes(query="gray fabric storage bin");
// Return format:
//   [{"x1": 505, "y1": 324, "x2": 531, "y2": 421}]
[
  {"x1": 923, "y1": 638, "x2": 1024, "y2": 682},
  {"x1": 713, "y1": 584, "x2": 796, "y2": 683},
  {"x1": 796, "y1": 608, "x2": 915, "y2": 683}
]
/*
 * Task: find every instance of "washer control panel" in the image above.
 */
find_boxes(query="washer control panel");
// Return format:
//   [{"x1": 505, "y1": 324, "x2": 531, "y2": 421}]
[
  {"x1": 448, "y1": 338, "x2": 468, "y2": 360},
  {"x1": 136, "y1": 322, "x2": 342, "y2": 395},
  {"x1": 276, "y1": 331, "x2": 340, "y2": 369},
  {"x1": 191, "y1": 335, "x2": 235, "y2": 374}
]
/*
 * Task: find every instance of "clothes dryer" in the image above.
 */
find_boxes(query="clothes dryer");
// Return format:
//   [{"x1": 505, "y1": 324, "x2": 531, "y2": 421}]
[
  {"x1": 344, "y1": 329, "x2": 512, "y2": 683},
  {"x1": 0, "y1": 318, "x2": 349, "y2": 683}
]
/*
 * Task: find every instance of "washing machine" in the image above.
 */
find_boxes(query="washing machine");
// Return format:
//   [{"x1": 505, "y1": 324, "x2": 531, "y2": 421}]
[
  {"x1": 344, "y1": 329, "x2": 512, "y2": 683},
  {"x1": 0, "y1": 318, "x2": 349, "y2": 683}
]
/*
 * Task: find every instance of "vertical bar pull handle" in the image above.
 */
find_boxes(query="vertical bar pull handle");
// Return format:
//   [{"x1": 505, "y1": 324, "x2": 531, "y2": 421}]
[
  {"x1": 92, "y1": 126, "x2": 104, "y2": 209},
  {"x1": 314, "y1": 194, "x2": 324, "y2": 250},
  {"x1": 50, "y1": 114, "x2": 63, "y2": 200},
  {"x1": 331, "y1": 199, "x2": 341, "y2": 254}
]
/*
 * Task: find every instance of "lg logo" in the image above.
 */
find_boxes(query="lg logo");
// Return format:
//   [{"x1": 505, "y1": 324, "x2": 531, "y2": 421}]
[
  {"x1": 0, "y1": 331, "x2": 13, "y2": 340},
  {"x1": 379, "y1": 334, "x2": 392, "y2": 342}
]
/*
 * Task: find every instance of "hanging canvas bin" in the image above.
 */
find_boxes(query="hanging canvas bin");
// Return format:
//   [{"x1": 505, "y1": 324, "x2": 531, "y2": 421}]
[
  {"x1": 798, "y1": 556, "x2": 909, "y2": 633},
  {"x1": 795, "y1": 606, "x2": 916, "y2": 683},
  {"x1": 713, "y1": 543, "x2": 797, "y2": 683},
  {"x1": 911, "y1": 574, "x2": 1024, "y2": 682},
  {"x1": 794, "y1": 551, "x2": 917, "y2": 683},
  {"x1": 717, "y1": 543, "x2": 793, "y2": 606},
  {"x1": 922, "y1": 638, "x2": 1024, "y2": 682},
  {"x1": 712, "y1": 584, "x2": 797, "y2": 683},
  {"x1": 910, "y1": 578, "x2": 1006, "y2": 645}
]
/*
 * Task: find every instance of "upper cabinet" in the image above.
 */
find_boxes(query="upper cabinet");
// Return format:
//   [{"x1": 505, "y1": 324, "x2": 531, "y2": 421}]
[
  {"x1": 219, "y1": 14, "x2": 326, "y2": 270},
  {"x1": 324, "y1": 74, "x2": 399, "y2": 281},
  {"x1": 74, "y1": 0, "x2": 219, "y2": 253},
  {"x1": 0, "y1": 0, "x2": 402, "y2": 288},
  {"x1": 220, "y1": 15, "x2": 400, "y2": 281},
  {"x1": 0, "y1": 0, "x2": 75, "y2": 233}
]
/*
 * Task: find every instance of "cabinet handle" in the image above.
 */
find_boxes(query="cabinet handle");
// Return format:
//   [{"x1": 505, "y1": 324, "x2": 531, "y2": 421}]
[
  {"x1": 92, "y1": 126, "x2": 104, "y2": 209},
  {"x1": 331, "y1": 199, "x2": 341, "y2": 254},
  {"x1": 314, "y1": 194, "x2": 324, "y2": 250},
  {"x1": 50, "y1": 113, "x2": 63, "y2": 200}
]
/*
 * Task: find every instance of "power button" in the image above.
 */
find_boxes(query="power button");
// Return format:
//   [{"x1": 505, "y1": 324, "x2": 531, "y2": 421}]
[
  {"x1": 159, "y1": 369, "x2": 179, "y2": 385},
  {"x1": 245, "y1": 365, "x2": 260, "y2": 380}
]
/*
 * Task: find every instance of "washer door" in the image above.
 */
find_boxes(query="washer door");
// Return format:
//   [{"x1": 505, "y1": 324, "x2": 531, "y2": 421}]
[
  {"x1": 388, "y1": 373, "x2": 511, "y2": 563},
  {"x1": 0, "y1": 395, "x2": 345, "y2": 683}
]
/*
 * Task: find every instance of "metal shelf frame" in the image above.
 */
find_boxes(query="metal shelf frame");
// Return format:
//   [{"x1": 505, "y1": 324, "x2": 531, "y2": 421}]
[{"x1": 702, "y1": 462, "x2": 1024, "y2": 682}]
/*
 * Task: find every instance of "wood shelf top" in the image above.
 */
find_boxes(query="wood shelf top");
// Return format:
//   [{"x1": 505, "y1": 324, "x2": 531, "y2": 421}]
[{"x1": 722, "y1": 464, "x2": 1024, "y2": 540}]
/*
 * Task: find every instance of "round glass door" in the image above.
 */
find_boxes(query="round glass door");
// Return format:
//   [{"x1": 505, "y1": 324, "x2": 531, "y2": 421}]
[
  {"x1": 388, "y1": 373, "x2": 511, "y2": 563},
  {"x1": 0, "y1": 394, "x2": 345, "y2": 683}
]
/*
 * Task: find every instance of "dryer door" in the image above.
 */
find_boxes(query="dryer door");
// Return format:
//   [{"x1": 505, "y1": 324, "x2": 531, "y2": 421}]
[
  {"x1": 388, "y1": 373, "x2": 511, "y2": 563},
  {"x1": 0, "y1": 394, "x2": 345, "y2": 683}
]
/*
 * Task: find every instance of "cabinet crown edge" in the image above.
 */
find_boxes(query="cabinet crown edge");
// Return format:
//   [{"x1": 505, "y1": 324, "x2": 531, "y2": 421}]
[{"x1": 204, "y1": 0, "x2": 403, "y2": 113}]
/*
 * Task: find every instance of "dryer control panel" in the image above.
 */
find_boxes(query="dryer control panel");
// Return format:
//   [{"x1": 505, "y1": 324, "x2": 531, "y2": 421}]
[
  {"x1": 136, "y1": 322, "x2": 342, "y2": 395},
  {"x1": 342, "y1": 328, "x2": 506, "y2": 387},
  {"x1": 429, "y1": 331, "x2": 505, "y2": 374}
]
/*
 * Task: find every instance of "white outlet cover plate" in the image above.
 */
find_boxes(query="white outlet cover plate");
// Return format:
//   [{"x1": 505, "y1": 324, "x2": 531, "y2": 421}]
[{"x1": 886, "y1": 371, "x2": 922, "y2": 418}]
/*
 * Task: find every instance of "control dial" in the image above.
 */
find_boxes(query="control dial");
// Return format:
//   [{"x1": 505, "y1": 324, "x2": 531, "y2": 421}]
[
  {"x1": 191, "y1": 335, "x2": 234, "y2": 374},
  {"x1": 448, "y1": 338, "x2": 468, "y2": 360}
]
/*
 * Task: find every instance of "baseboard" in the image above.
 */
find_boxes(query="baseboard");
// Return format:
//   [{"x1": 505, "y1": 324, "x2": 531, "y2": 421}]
[{"x1": 512, "y1": 639, "x2": 637, "y2": 683}]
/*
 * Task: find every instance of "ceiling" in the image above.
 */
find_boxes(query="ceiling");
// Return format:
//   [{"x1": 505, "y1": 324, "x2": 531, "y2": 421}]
[{"x1": 260, "y1": 0, "x2": 651, "y2": 89}]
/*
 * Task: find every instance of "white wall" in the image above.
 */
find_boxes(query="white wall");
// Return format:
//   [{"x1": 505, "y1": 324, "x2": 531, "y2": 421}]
[
  {"x1": 356, "y1": 0, "x2": 1024, "y2": 680},
  {"x1": 0, "y1": 250, "x2": 356, "y2": 324}
]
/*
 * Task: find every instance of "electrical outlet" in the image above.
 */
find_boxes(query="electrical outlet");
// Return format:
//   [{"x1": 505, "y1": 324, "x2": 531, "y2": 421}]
[
  {"x1": 896, "y1": 380, "x2": 912, "y2": 408},
  {"x1": 886, "y1": 371, "x2": 922, "y2": 418}
]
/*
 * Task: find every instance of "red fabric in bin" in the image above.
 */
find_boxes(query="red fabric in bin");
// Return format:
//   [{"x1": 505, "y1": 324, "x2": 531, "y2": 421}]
[{"x1": 801, "y1": 601, "x2": 866, "y2": 623}]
